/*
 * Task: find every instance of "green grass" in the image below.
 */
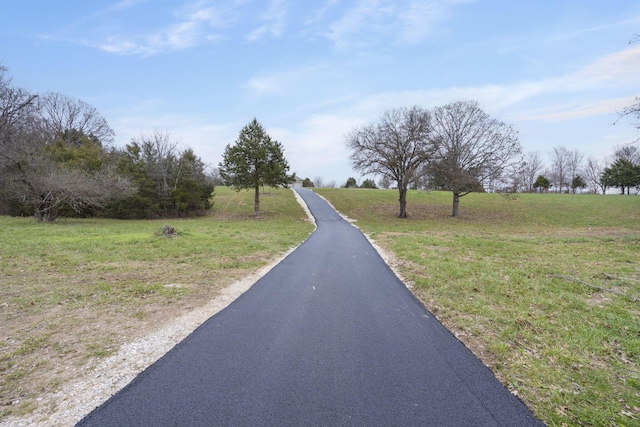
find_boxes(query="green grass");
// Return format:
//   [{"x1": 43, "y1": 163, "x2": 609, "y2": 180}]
[
  {"x1": 0, "y1": 186, "x2": 313, "y2": 419},
  {"x1": 316, "y1": 188, "x2": 640, "y2": 427}
]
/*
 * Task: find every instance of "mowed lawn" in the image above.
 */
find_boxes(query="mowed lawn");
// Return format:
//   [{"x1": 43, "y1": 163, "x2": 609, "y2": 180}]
[
  {"x1": 316, "y1": 188, "x2": 640, "y2": 427},
  {"x1": 0, "y1": 187, "x2": 314, "y2": 420}
]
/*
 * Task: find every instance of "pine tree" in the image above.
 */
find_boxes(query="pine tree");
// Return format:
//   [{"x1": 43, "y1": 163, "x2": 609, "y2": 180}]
[{"x1": 219, "y1": 118, "x2": 294, "y2": 215}]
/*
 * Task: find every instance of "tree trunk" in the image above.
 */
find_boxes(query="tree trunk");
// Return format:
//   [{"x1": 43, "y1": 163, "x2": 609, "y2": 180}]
[
  {"x1": 398, "y1": 187, "x2": 407, "y2": 218},
  {"x1": 452, "y1": 192, "x2": 460, "y2": 217},
  {"x1": 254, "y1": 184, "x2": 260, "y2": 215}
]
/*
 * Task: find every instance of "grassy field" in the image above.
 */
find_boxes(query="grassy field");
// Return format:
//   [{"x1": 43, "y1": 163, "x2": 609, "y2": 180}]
[
  {"x1": 315, "y1": 188, "x2": 640, "y2": 426},
  {"x1": 0, "y1": 187, "x2": 314, "y2": 420}
]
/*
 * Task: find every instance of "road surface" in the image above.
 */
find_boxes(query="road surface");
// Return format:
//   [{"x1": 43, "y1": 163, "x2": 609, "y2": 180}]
[{"x1": 77, "y1": 188, "x2": 543, "y2": 426}]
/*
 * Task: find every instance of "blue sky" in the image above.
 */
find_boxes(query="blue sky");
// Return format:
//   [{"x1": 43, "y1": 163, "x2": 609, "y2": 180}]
[{"x1": 2, "y1": 0, "x2": 639, "y2": 185}]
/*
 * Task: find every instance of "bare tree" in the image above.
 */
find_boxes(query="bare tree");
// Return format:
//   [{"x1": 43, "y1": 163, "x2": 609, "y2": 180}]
[
  {"x1": 584, "y1": 157, "x2": 608, "y2": 194},
  {"x1": 512, "y1": 151, "x2": 544, "y2": 192},
  {"x1": 313, "y1": 176, "x2": 325, "y2": 188},
  {"x1": 36, "y1": 92, "x2": 114, "y2": 146},
  {"x1": 378, "y1": 175, "x2": 391, "y2": 189},
  {"x1": 345, "y1": 106, "x2": 435, "y2": 218},
  {"x1": 5, "y1": 150, "x2": 135, "y2": 221},
  {"x1": 550, "y1": 146, "x2": 571, "y2": 193},
  {"x1": 429, "y1": 100, "x2": 521, "y2": 217},
  {"x1": 567, "y1": 149, "x2": 584, "y2": 193},
  {"x1": 0, "y1": 65, "x2": 40, "y2": 169},
  {"x1": 614, "y1": 144, "x2": 640, "y2": 163}
]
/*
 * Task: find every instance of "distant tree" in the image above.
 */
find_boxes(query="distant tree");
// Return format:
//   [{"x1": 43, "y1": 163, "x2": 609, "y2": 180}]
[
  {"x1": 584, "y1": 157, "x2": 607, "y2": 194},
  {"x1": 111, "y1": 134, "x2": 213, "y2": 218},
  {"x1": 346, "y1": 106, "x2": 434, "y2": 218},
  {"x1": 514, "y1": 151, "x2": 544, "y2": 192},
  {"x1": 344, "y1": 177, "x2": 358, "y2": 188},
  {"x1": 314, "y1": 176, "x2": 324, "y2": 188},
  {"x1": 209, "y1": 167, "x2": 225, "y2": 186},
  {"x1": 550, "y1": 146, "x2": 571, "y2": 193},
  {"x1": 360, "y1": 178, "x2": 377, "y2": 188},
  {"x1": 602, "y1": 158, "x2": 640, "y2": 195},
  {"x1": 219, "y1": 118, "x2": 294, "y2": 215},
  {"x1": 170, "y1": 149, "x2": 214, "y2": 216},
  {"x1": 136, "y1": 130, "x2": 180, "y2": 204},
  {"x1": 567, "y1": 149, "x2": 584, "y2": 192},
  {"x1": 110, "y1": 142, "x2": 160, "y2": 218},
  {"x1": 533, "y1": 175, "x2": 551, "y2": 192},
  {"x1": 302, "y1": 177, "x2": 314, "y2": 187},
  {"x1": 326, "y1": 180, "x2": 337, "y2": 188},
  {"x1": 378, "y1": 175, "x2": 391, "y2": 189},
  {"x1": 429, "y1": 100, "x2": 521, "y2": 217},
  {"x1": 571, "y1": 175, "x2": 587, "y2": 193},
  {"x1": 614, "y1": 144, "x2": 640, "y2": 164}
]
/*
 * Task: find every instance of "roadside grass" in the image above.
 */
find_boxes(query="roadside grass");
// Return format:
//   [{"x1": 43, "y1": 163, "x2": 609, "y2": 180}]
[
  {"x1": 315, "y1": 188, "x2": 640, "y2": 427},
  {"x1": 0, "y1": 187, "x2": 313, "y2": 419}
]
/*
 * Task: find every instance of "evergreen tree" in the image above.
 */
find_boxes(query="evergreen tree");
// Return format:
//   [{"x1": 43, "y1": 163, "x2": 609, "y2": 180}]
[
  {"x1": 219, "y1": 118, "x2": 294, "y2": 215},
  {"x1": 533, "y1": 175, "x2": 550, "y2": 193}
]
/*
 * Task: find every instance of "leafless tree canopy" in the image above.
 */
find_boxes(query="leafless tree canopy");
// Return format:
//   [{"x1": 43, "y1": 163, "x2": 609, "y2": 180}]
[
  {"x1": 346, "y1": 106, "x2": 434, "y2": 218},
  {"x1": 550, "y1": 146, "x2": 571, "y2": 193},
  {"x1": 9, "y1": 160, "x2": 135, "y2": 222},
  {"x1": 614, "y1": 144, "x2": 640, "y2": 163},
  {"x1": 37, "y1": 92, "x2": 115, "y2": 146},
  {"x1": 520, "y1": 151, "x2": 544, "y2": 192},
  {"x1": 429, "y1": 100, "x2": 521, "y2": 217},
  {"x1": 0, "y1": 66, "x2": 40, "y2": 168},
  {"x1": 584, "y1": 157, "x2": 607, "y2": 194}
]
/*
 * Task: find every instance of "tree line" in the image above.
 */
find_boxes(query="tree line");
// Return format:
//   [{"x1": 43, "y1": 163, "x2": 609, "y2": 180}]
[
  {"x1": 0, "y1": 64, "x2": 214, "y2": 221},
  {"x1": 513, "y1": 145, "x2": 640, "y2": 195}
]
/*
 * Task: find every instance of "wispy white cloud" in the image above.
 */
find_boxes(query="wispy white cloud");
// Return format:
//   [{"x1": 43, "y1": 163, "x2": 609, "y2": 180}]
[
  {"x1": 246, "y1": 0, "x2": 288, "y2": 41},
  {"x1": 325, "y1": 0, "x2": 472, "y2": 50},
  {"x1": 510, "y1": 97, "x2": 636, "y2": 123},
  {"x1": 349, "y1": 44, "x2": 640, "y2": 123},
  {"x1": 63, "y1": 1, "x2": 233, "y2": 55},
  {"x1": 569, "y1": 44, "x2": 640, "y2": 89}
]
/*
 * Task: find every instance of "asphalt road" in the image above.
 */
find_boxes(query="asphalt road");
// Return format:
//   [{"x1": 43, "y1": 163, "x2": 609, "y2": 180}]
[{"x1": 77, "y1": 188, "x2": 544, "y2": 426}]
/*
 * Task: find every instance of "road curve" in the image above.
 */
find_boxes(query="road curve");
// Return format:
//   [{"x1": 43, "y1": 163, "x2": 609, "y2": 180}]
[{"x1": 77, "y1": 188, "x2": 543, "y2": 426}]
